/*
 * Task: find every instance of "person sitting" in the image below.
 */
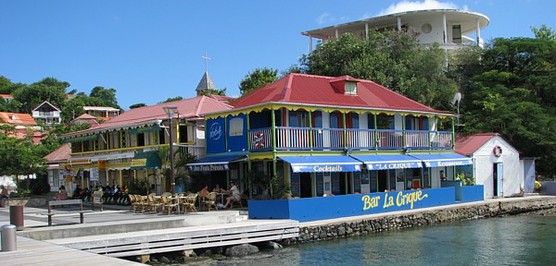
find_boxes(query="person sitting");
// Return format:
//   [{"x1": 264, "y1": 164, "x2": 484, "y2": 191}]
[
  {"x1": 223, "y1": 182, "x2": 241, "y2": 209},
  {"x1": 72, "y1": 185, "x2": 83, "y2": 199},
  {"x1": 198, "y1": 185, "x2": 209, "y2": 198},
  {"x1": 56, "y1": 185, "x2": 68, "y2": 200},
  {"x1": 1, "y1": 185, "x2": 9, "y2": 199},
  {"x1": 212, "y1": 184, "x2": 222, "y2": 193}
]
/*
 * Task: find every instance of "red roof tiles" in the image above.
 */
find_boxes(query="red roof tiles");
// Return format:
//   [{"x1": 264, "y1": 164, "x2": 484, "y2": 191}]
[
  {"x1": 455, "y1": 133, "x2": 499, "y2": 156},
  {"x1": 231, "y1": 73, "x2": 442, "y2": 114},
  {"x1": 44, "y1": 143, "x2": 71, "y2": 162},
  {"x1": 0, "y1": 112, "x2": 37, "y2": 127},
  {"x1": 68, "y1": 95, "x2": 232, "y2": 135}
]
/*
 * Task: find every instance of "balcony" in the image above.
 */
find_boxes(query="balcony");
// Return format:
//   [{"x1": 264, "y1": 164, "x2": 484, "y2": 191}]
[{"x1": 248, "y1": 127, "x2": 453, "y2": 152}]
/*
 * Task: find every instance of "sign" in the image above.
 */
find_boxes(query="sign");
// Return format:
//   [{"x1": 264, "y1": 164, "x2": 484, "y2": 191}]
[
  {"x1": 98, "y1": 160, "x2": 107, "y2": 171},
  {"x1": 131, "y1": 158, "x2": 147, "y2": 168},
  {"x1": 189, "y1": 164, "x2": 228, "y2": 172},
  {"x1": 90, "y1": 168, "x2": 99, "y2": 181},
  {"x1": 367, "y1": 161, "x2": 421, "y2": 170},
  {"x1": 209, "y1": 122, "x2": 223, "y2": 141}
]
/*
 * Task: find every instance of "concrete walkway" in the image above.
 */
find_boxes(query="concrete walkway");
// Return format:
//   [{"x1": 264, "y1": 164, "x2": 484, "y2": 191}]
[{"x1": 0, "y1": 203, "x2": 249, "y2": 264}]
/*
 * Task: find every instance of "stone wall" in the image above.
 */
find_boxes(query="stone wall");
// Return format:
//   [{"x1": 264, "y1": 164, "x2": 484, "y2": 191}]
[{"x1": 290, "y1": 197, "x2": 556, "y2": 244}]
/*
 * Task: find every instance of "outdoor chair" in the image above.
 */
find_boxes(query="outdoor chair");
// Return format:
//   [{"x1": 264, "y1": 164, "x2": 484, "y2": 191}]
[
  {"x1": 161, "y1": 195, "x2": 179, "y2": 215},
  {"x1": 181, "y1": 193, "x2": 198, "y2": 213},
  {"x1": 203, "y1": 192, "x2": 218, "y2": 211},
  {"x1": 147, "y1": 194, "x2": 163, "y2": 213}
]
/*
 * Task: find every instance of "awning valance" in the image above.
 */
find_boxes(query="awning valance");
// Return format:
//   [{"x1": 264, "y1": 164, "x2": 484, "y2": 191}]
[
  {"x1": 409, "y1": 153, "x2": 472, "y2": 167},
  {"x1": 188, "y1": 154, "x2": 246, "y2": 172},
  {"x1": 279, "y1": 156, "x2": 362, "y2": 173},
  {"x1": 128, "y1": 125, "x2": 161, "y2": 135},
  {"x1": 350, "y1": 154, "x2": 422, "y2": 170},
  {"x1": 130, "y1": 151, "x2": 161, "y2": 170},
  {"x1": 64, "y1": 134, "x2": 99, "y2": 143}
]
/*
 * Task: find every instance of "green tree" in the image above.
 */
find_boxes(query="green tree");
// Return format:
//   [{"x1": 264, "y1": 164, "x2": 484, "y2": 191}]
[
  {"x1": 457, "y1": 33, "x2": 556, "y2": 177},
  {"x1": 11, "y1": 77, "x2": 69, "y2": 113},
  {"x1": 239, "y1": 68, "x2": 278, "y2": 95},
  {"x1": 300, "y1": 31, "x2": 456, "y2": 109},
  {"x1": 161, "y1": 96, "x2": 184, "y2": 103},
  {"x1": 0, "y1": 126, "x2": 46, "y2": 176},
  {"x1": 129, "y1": 103, "x2": 147, "y2": 109},
  {"x1": 198, "y1": 88, "x2": 227, "y2": 96},
  {"x1": 532, "y1": 24, "x2": 556, "y2": 41},
  {"x1": 90, "y1": 86, "x2": 120, "y2": 108}
]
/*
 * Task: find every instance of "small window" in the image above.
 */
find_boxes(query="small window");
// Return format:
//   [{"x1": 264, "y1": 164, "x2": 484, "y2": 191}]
[
  {"x1": 421, "y1": 23, "x2": 432, "y2": 34},
  {"x1": 345, "y1": 82, "x2": 357, "y2": 95}
]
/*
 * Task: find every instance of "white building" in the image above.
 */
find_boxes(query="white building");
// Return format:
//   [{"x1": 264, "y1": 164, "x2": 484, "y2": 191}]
[
  {"x1": 456, "y1": 133, "x2": 534, "y2": 199},
  {"x1": 302, "y1": 9, "x2": 489, "y2": 51}
]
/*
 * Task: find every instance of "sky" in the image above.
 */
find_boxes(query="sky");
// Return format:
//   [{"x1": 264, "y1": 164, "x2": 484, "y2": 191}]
[{"x1": 1, "y1": 0, "x2": 554, "y2": 110}]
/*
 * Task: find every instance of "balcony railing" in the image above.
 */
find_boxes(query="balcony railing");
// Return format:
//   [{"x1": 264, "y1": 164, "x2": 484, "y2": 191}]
[{"x1": 248, "y1": 127, "x2": 453, "y2": 151}]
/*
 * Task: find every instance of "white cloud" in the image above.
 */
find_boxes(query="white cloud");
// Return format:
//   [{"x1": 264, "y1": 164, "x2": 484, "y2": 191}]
[
  {"x1": 377, "y1": 0, "x2": 462, "y2": 16},
  {"x1": 315, "y1": 12, "x2": 332, "y2": 24}
]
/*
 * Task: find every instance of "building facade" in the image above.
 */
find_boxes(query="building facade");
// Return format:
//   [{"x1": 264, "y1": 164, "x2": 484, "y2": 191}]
[
  {"x1": 302, "y1": 9, "x2": 489, "y2": 51},
  {"x1": 456, "y1": 133, "x2": 532, "y2": 198},
  {"x1": 189, "y1": 74, "x2": 472, "y2": 199},
  {"x1": 31, "y1": 101, "x2": 61, "y2": 125},
  {"x1": 62, "y1": 96, "x2": 232, "y2": 194}
]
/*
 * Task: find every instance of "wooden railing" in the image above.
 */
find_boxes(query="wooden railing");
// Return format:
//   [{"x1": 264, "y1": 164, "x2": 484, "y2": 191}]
[{"x1": 249, "y1": 127, "x2": 453, "y2": 151}]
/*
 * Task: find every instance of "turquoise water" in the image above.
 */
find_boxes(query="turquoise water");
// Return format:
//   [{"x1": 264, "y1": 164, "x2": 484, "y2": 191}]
[{"x1": 195, "y1": 214, "x2": 556, "y2": 266}]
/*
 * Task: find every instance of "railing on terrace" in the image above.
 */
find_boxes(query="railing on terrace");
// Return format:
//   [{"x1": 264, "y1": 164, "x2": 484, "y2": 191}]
[{"x1": 249, "y1": 127, "x2": 453, "y2": 151}]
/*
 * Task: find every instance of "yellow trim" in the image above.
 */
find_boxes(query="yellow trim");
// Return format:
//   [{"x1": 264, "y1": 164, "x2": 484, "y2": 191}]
[
  {"x1": 70, "y1": 144, "x2": 167, "y2": 156},
  {"x1": 200, "y1": 103, "x2": 451, "y2": 120},
  {"x1": 248, "y1": 153, "x2": 274, "y2": 160}
]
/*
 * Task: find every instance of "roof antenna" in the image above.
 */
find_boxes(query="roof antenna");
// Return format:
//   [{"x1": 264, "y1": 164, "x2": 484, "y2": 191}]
[{"x1": 451, "y1": 92, "x2": 463, "y2": 127}]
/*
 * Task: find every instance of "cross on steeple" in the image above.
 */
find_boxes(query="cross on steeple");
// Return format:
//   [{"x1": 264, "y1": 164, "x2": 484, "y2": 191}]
[{"x1": 202, "y1": 52, "x2": 211, "y2": 73}]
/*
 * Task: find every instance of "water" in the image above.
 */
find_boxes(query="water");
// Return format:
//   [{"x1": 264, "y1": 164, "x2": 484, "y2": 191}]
[{"x1": 181, "y1": 214, "x2": 556, "y2": 266}]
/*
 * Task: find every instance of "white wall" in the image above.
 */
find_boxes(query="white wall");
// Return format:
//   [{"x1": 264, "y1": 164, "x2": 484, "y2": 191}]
[{"x1": 472, "y1": 136, "x2": 522, "y2": 198}]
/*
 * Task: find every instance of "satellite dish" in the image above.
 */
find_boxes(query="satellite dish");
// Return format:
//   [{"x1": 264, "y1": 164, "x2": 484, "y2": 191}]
[
  {"x1": 451, "y1": 92, "x2": 462, "y2": 106},
  {"x1": 451, "y1": 92, "x2": 463, "y2": 127}
]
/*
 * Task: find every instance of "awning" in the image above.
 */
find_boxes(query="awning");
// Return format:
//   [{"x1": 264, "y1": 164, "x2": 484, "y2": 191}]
[
  {"x1": 350, "y1": 154, "x2": 422, "y2": 170},
  {"x1": 130, "y1": 151, "x2": 161, "y2": 170},
  {"x1": 188, "y1": 154, "x2": 246, "y2": 172},
  {"x1": 279, "y1": 156, "x2": 362, "y2": 173},
  {"x1": 409, "y1": 153, "x2": 473, "y2": 167}
]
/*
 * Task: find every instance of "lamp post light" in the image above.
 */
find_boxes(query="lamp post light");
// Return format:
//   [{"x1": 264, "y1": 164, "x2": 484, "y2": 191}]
[{"x1": 163, "y1": 106, "x2": 178, "y2": 194}]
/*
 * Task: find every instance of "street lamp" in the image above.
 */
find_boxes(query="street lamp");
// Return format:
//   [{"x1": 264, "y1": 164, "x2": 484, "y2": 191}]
[{"x1": 163, "y1": 106, "x2": 178, "y2": 194}]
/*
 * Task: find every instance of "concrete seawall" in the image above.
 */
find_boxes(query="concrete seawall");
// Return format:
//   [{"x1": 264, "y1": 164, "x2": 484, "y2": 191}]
[{"x1": 292, "y1": 196, "x2": 556, "y2": 243}]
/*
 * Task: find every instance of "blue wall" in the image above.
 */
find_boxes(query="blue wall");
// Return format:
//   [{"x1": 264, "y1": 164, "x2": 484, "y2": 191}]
[
  {"x1": 459, "y1": 185, "x2": 484, "y2": 202},
  {"x1": 226, "y1": 114, "x2": 248, "y2": 152},
  {"x1": 249, "y1": 188, "x2": 459, "y2": 222},
  {"x1": 206, "y1": 117, "x2": 226, "y2": 154}
]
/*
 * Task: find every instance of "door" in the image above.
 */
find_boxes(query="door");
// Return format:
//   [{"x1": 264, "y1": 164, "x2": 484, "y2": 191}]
[
  {"x1": 493, "y1": 163, "x2": 504, "y2": 197},
  {"x1": 300, "y1": 173, "x2": 312, "y2": 198},
  {"x1": 377, "y1": 170, "x2": 388, "y2": 192}
]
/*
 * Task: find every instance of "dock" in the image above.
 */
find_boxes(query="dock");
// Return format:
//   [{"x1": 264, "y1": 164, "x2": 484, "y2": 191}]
[{"x1": 0, "y1": 205, "x2": 298, "y2": 264}]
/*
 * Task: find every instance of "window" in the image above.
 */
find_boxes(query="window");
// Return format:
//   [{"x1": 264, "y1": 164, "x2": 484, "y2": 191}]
[{"x1": 345, "y1": 82, "x2": 357, "y2": 95}]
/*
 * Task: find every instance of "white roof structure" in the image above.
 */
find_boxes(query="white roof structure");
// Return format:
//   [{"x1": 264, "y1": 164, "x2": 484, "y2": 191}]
[{"x1": 302, "y1": 9, "x2": 489, "y2": 51}]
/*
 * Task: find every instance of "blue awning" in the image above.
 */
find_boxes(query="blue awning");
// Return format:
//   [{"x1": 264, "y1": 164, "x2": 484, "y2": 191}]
[
  {"x1": 188, "y1": 154, "x2": 246, "y2": 172},
  {"x1": 409, "y1": 153, "x2": 473, "y2": 167},
  {"x1": 350, "y1": 154, "x2": 422, "y2": 170},
  {"x1": 279, "y1": 156, "x2": 362, "y2": 173}
]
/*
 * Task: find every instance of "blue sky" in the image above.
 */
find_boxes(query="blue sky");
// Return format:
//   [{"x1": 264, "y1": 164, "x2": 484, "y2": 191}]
[{"x1": 1, "y1": 0, "x2": 554, "y2": 110}]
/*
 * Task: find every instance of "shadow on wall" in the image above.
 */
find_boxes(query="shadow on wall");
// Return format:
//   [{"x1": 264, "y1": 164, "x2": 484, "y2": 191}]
[{"x1": 539, "y1": 181, "x2": 556, "y2": 195}]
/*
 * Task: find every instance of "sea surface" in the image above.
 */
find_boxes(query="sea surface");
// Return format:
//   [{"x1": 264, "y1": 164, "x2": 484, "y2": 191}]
[{"x1": 179, "y1": 214, "x2": 556, "y2": 266}]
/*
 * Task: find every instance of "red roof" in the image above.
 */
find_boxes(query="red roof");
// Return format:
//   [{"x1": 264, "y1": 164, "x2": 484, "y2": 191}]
[
  {"x1": 231, "y1": 73, "x2": 442, "y2": 113},
  {"x1": 0, "y1": 94, "x2": 13, "y2": 99},
  {"x1": 68, "y1": 95, "x2": 232, "y2": 135},
  {"x1": 455, "y1": 133, "x2": 499, "y2": 156},
  {"x1": 44, "y1": 143, "x2": 71, "y2": 163},
  {"x1": 0, "y1": 112, "x2": 37, "y2": 127}
]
